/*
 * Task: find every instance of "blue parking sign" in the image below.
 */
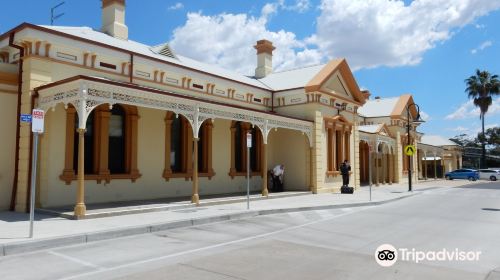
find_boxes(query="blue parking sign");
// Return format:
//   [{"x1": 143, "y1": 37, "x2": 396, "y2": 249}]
[{"x1": 20, "y1": 114, "x2": 32, "y2": 123}]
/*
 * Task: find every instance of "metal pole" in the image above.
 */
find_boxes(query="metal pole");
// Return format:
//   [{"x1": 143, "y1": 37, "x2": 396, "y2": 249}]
[
  {"x1": 247, "y1": 147, "x2": 250, "y2": 210},
  {"x1": 369, "y1": 150, "x2": 372, "y2": 201},
  {"x1": 407, "y1": 108, "x2": 412, "y2": 192},
  {"x1": 29, "y1": 132, "x2": 39, "y2": 238}
]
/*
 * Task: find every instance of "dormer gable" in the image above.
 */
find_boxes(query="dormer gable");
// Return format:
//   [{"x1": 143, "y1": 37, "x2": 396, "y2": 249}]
[{"x1": 305, "y1": 59, "x2": 367, "y2": 105}]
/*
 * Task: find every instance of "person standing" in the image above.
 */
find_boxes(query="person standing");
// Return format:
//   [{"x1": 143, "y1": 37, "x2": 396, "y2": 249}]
[
  {"x1": 340, "y1": 160, "x2": 351, "y2": 187},
  {"x1": 271, "y1": 164, "x2": 285, "y2": 192}
]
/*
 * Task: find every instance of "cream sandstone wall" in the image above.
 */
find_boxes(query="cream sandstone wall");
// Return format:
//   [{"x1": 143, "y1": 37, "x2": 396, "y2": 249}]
[
  {"x1": 15, "y1": 58, "x2": 52, "y2": 211},
  {"x1": 38, "y1": 109, "x2": 263, "y2": 207},
  {"x1": 267, "y1": 129, "x2": 309, "y2": 191},
  {"x1": 0, "y1": 92, "x2": 17, "y2": 210},
  {"x1": 321, "y1": 111, "x2": 357, "y2": 192}
]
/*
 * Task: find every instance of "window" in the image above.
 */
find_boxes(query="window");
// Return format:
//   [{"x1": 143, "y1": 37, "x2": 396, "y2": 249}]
[
  {"x1": 72, "y1": 111, "x2": 94, "y2": 174},
  {"x1": 61, "y1": 104, "x2": 140, "y2": 184},
  {"x1": 163, "y1": 112, "x2": 214, "y2": 180},
  {"x1": 324, "y1": 115, "x2": 352, "y2": 177},
  {"x1": 229, "y1": 121, "x2": 262, "y2": 178},
  {"x1": 108, "y1": 106, "x2": 126, "y2": 174},
  {"x1": 99, "y1": 62, "x2": 117, "y2": 70}
]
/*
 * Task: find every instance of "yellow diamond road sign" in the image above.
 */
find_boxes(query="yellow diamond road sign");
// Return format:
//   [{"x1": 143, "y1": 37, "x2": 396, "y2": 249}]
[{"x1": 405, "y1": 145, "x2": 416, "y2": 156}]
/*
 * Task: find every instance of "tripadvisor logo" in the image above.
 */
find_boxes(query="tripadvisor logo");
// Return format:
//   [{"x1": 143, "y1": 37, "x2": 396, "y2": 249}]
[
  {"x1": 375, "y1": 244, "x2": 398, "y2": 267},
  {"x1": 375, "y1": 244, "x2": 481, "y2": 267}
]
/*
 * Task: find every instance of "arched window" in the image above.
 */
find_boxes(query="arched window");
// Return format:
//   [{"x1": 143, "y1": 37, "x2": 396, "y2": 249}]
[
  {"x1": 61, "y1": 104, "x2": 140, "y2": 184},
  {"x1": 163, "y1": 112, "x2": 214, "y2": 180},
  {"x1": 229, "y1": 121, "x2": 262, "y2": 178}
]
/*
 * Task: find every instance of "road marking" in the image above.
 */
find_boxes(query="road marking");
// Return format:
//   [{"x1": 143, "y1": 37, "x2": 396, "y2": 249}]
[
  {"x1": 48, "y1": 251, "x2": 104, "y2": 270},
  {"x1": 315, "y1": 210, "x2": 336, "y2": 218},
  {"x1": 288, "y1": 212, "x2": 307, "y2": 220},
  {"x1": 60, "y1": 206, "x2": 374, "y2": 280}
]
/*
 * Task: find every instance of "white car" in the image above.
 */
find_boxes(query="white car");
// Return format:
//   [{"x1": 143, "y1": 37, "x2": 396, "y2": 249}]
[{"x1": 478, "y1": 169, "x2": 499, "y2": 181}]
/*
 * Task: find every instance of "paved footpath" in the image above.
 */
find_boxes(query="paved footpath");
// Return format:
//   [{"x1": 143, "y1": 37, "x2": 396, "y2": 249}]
[{"x1": 0, "y1": 179, "x2": 477, "y2": 256}]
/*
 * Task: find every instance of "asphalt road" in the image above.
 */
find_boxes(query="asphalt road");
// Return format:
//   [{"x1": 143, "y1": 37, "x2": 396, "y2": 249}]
[{"x1": 1, "y1": 181, "x2": 500, "y2": 280}]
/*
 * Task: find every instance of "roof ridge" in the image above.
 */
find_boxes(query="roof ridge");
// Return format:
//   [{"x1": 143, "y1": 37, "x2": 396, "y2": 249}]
[
  {"x1": 367, "y1": 96, "x2": 400, "y2": 101},
  {"x1": 39, "y1": 25, "x2": 93, "y2": 30},
  {"x1": 29, "y1": 24, "x2": 269, "y2": 89},
  {"x1": 270, "y1": 63, "x2": 325, "y2": 74}
]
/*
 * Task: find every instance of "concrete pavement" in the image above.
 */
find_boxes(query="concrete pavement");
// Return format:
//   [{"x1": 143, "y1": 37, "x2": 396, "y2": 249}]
[
  {"x1": 0, "y1": 180, "x2": 499, "y2": 280},
  {"x1": 0, "y1": 179, "x2": 478, "y2": 257}
]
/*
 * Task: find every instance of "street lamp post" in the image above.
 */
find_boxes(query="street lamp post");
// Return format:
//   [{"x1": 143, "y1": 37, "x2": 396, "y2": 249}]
[{"x1": 406, "y1": 103, "x2": 424, "y2": 192}]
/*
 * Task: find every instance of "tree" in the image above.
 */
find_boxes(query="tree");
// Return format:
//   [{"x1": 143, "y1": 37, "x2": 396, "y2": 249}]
[
  {"x1": 450, "y1": 134, "x2": 480, "y2": 148},
  {"x1": 464, "y1": 70, "x2": 500, "y2": 168},
  {"x1": 484, "y1": 127, "x2": 500, "y2": 156}
]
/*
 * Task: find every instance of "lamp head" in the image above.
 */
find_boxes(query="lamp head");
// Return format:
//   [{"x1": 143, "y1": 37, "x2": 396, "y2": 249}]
[{"x1": 413, "y1": 113, "x2": 425, "y2": 124}]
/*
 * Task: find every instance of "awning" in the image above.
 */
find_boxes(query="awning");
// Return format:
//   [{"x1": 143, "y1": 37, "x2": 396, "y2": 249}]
[
  {"x1": 34, "y1": 75, "x2": 314, "y2": 146},
  {"x1": 422, "y1": 156, "x2": 442, "y2": 161}
]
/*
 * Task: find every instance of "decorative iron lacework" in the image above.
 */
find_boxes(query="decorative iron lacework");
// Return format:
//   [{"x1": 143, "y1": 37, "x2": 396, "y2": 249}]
[
  {"x1": 359, "y1": 133, "x2": 396, "y2": 152},
  {"x1": 37, "y1": 79, "x2": 314, "y2": 146}
]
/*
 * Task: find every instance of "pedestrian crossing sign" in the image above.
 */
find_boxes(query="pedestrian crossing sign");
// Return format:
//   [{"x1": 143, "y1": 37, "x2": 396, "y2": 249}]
[{"x1": 405, "y1": 145, "x2": 416, "y2": 156}]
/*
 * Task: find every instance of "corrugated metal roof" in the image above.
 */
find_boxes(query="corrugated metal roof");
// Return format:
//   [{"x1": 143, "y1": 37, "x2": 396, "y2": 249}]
[
  {"x1": 257, "y1": 64, "x2": 325, "y2": 91},
  {"x1": 358, "y1": 97, "x2": 399, "y2": 117},
  {"x1": 420, "y1": 135, "x2": 459, "y2": 147},
  {"x1": 38, "y1": 25, "x2": 270, "y2": 89},
  {"x1": 358, "y1": 124, "x2": 382, "y2": 133}
]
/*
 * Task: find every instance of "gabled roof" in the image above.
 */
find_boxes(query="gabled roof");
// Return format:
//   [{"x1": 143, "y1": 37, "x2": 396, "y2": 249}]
[
  {"x1": 357, "y1": 97, "x2": 399, "y2": 117},
  {"x1": 390, "y1": 94, "x2": 418, "y2": 119},
  {"x1": 324, "y1": 114, "x2": 353, "y2": 126},
  {"x1": 420, "y1": 135, "x2": 459, "y2": 147},
  {"x1": 358, "y1": 123, "x2": 393, "y2": 137},
  {"x1": 257, "y1": 64, "x2": 325, "y2": 91},
  {"x1": 304, "y1": 59, "x2": 366, "y2": 104},
  {"x1": 358, "y1": 94, "x2": 418, "y2": 119},
  {"x1": 1, "y1": 23, "x2": 367, "y2": 96},
  {"x1": 3, "y1": 24, "x2": 270, "y2": 90}
]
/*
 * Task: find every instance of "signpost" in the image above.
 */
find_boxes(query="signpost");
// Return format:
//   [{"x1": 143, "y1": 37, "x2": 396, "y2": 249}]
[
  {"x1": 405, "y1": 144, "x2": 415, "y2": 192},
  {"x1": 29, "y1": 109, "x2": 44, "y2": 238},
  {"x1": 368, "y1": 145, "x2": 372, "y2": 201},
  {"x1": 246, "y1": 132, "x2": 252, "y2": 210}
]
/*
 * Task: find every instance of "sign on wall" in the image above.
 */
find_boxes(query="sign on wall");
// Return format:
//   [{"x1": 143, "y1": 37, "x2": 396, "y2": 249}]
[
  {"x1": 246, "y1": 132, "x2": 252, "y2": 148},
  {"x1": 31, "y1": 109, "x2": 45, "y2": 133},
  {"x1": 20, "y1": 114, "x2": 32, "y2": 123}
]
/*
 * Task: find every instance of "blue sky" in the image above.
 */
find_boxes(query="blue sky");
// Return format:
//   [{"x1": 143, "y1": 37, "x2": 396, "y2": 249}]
[{"x1": 1, "y1": 0, "x2": 499, "y2": 139}]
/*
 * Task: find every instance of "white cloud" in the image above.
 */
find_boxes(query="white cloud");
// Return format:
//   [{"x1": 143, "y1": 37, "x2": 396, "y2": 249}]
[
  {"x1": 445, "y1": 98, "x2": 500, "y2": 120},
  {"x1": 287, "y1": 0, "x2": 312, "y2": 13},
  {"x1": 315, "y1": 0, "x2": 500, "y2": 69},
  {"x1": 446, "y1": 122, "x2": 497, "y2": 138},
  {"x1": 475, "y1": 23, "x2": 486, "y2": 29},
  {"x1": 471, "y1": 40, "x2": 492, "y2": 54},
  {"x1": 169, "y1": 1, "x2": 500, "y2": 75},
  {"x1": 450, "y1": 126, "x2": 469, "y2": 132},
  {"x1": 169, "y1": 11, "x2": 322, "y2": 75},
  {"x1": 420, "y1": 111, "x2": 431, "y2": 121},
  {"x1": 168, "y1": 2, "x2": 184, "y2": 10}
]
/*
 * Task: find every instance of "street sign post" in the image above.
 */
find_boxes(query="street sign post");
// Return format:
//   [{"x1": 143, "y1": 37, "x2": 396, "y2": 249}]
[
  {"x1": 368, "y1": 145, "x2": 372, "y2": 201},
  {"x1": 29, "y1": 109, "x2": 44, "y2": 238},
  {"x1": 246, "y1": 132, "x2": 252, "y2": 210},
  {"x1": 405, "y1": 144, "x2": 415, "y2": 192}
]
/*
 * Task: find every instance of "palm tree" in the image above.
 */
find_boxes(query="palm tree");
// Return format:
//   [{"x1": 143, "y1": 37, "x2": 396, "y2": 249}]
[{"x1": 465, "y1": 69, "x2": 500, "y2": 168}]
